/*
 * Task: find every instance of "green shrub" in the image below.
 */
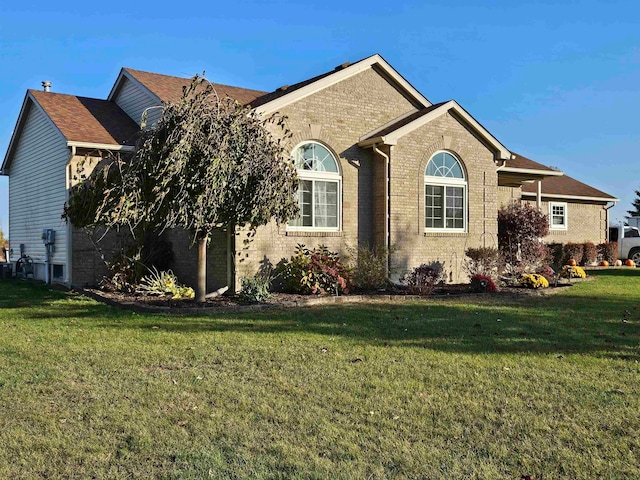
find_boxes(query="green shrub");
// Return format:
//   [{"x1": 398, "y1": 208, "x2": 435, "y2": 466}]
[
  {"x1": 519, "y1": 273, "x2": 549, "y2": 289},
  {"x1": 561, "y1": 265, "x2": 587, "y2": 279},
  {"x1": 582, "y1": 242, "x2": 598, "y2": 265},
  {"x1": 463, "y1": 247, "x2": 502, "y2": 280},
  {"x1": 136, "y1": 267, "x2": 195, "y2": 299},
  {"x1": 348, "y1": 244, "x2": 389, "y2": 291},
  {"x1": 401, "y1": 262, "x2": 445, "y2": 295},
  {"x1": 239, "y1": 274, "x2": 271, "y2": 303},
  {"x1": 275, "y1": 244, "x2": 351, "y2": 295}
]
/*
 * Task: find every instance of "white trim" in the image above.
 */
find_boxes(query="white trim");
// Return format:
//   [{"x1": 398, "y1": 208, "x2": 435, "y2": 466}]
[
  {"x1": 255, "y1": 54, "x2": 431, "y2": 115},
  {"x1": 499, "y1": 166, "x2": 563, "y2": 176},
  {"x1": 424, "y1": 151, "x2": 468, "y2": 233},
  {"x1": 287, "y1": 141, "x2": 342, "y2": 232},
  {"x1": 549, "y1": 201, "x2": 568, "y2": 230},
  {"x1": 359, "y1": 100, "x2": 511, "y2": 160},
  {"x1": 522, "y1": 192, "x2": 619, "y2": 203},
  {"x1": 66, "y1": 141, "x2": 135, "y2": 152},
  {"x1": 359, "y1": 108, "x2": 421, "y2": 141},
  {"x1": 2, "y1": 93, "x2": 68, "y2": 173}
]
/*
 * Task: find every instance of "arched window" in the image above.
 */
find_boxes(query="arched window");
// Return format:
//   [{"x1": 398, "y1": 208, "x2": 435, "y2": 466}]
[
  {"x1": 424, "y1": 151, "x2": 467, "y2": 231},
  {"x1": 288, "y1": 141, "x2": 341, "y2": 230}
]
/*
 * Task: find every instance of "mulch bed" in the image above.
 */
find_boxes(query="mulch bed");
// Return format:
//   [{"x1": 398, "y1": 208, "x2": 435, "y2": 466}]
[{"x1": 77, "y1": 278, "x2": 584, "y2": 314}]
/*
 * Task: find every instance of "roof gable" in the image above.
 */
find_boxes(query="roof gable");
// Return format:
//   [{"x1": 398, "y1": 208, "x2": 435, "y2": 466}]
[
  {"x1": 109, "y1": 67, "x2": 268, "y2": 106},
  {"x1": 252, "y1": 54, "x2": 432, "y2": 114},
  {"x1": 358, "y1": 100, "x2": 511, "y2": 160},
  {"x1": 2, "y1": 90, "x2": 139, "y2": 173}
]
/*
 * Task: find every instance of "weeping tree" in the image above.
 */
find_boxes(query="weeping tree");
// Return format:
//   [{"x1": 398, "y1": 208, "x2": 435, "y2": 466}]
[{"x1": 65, "y1": 76, "x2": 299, "y2": 301}]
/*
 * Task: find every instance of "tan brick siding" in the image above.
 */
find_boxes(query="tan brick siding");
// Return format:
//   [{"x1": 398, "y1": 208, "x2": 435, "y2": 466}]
[
  {"x1": 498, "y1": 185, "x2": 521, "y2": 207},
  {"x1": 523, "y1": 199, "x2": 607, "y2": 244},
  {"x1": 236, "y1": 67, "x2": 419, "y2": 286},
  {"x1": 387, "y1": 111, "x2": 500, "y2": 283}
]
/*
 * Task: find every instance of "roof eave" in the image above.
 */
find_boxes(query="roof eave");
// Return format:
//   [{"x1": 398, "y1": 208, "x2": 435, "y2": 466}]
[
  {"x1": 521, "y1": 192, "x2": 619, "y2": 203},
  {"x1": 67, "y1": 141, "x2": 135, "y2": 152},
  {"x1": 2, "y1": 91, "x2": 68, "y2": 173},
  {"x1": 499, "y1": 167, "x2": 564, "y2": 176}
]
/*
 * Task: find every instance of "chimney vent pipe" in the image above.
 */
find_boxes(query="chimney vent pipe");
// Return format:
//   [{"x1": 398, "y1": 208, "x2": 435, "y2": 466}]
[{"x1": 42, "y1": 81, "x2": 52, "y2": 92}]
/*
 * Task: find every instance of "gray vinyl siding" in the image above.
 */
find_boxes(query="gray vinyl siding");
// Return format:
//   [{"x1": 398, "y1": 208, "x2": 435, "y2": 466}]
[
  {"x1": 7, "y1": 104, "x2": 70, "y2": 282},
  {"x1": 113, "y1": 76, "x2": 162, "y2": 127}
]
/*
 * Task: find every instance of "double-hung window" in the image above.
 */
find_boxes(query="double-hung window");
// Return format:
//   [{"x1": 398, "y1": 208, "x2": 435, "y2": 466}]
[
  {"x1": 288, "y1": 141, "x2": 341, "y2": 231},
  {"x1": 549, "y1": 202, "x2": 567, "y2": 230},
  {"x1": 424, "y1": 151, "x2": 467, "y2": 232}
]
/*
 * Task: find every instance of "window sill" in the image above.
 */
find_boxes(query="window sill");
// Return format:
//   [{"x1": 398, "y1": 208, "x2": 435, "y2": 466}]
[
  {"x1": 424, "y1": 231, "x2": 468, "y2": 237},
  {"x1": 285, "y1": 230, "x2": 343, "y2": 238}
]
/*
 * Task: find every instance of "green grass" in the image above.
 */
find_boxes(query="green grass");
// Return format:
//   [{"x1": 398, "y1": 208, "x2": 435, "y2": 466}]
[{"x1": 0, "y1": 270, "x2": 639, "y2": 479}]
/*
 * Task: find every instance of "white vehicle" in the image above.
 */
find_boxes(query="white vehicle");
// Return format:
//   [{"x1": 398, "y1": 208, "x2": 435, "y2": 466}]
[{"x1": 609, "y1": 224, "x2": 640, "y2": 265}]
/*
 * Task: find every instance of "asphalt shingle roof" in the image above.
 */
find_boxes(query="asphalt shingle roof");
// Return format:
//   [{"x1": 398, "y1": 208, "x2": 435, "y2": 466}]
[{"x1": 30, "y1": 90, "x2": 140, "y2": 146}]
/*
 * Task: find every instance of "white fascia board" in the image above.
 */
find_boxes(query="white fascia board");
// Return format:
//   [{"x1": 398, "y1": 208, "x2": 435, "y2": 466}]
[
  {"x1": 254, "y1": 54, "x2": 432, "y2": 115},
  {"x1": 446, "y1": 101, "x2": 511, "y2": 160},
  {"x1": 359, "y1": 100, "x2": 512, "y2": 161},
  {"x1": 107, "y1": 68, "x2": 163, "y2": 105},
  {"x1": 2, "y1": 92, "x2": 68, "y2": 173},
  {"x1": 499, "y1": 167, "x2": 564, "y2": 176},
  {"x1": 67, "y1": 141, "x2": 135, "y2": 152},
  {"x1": 359, "y1": 108, "x2": 421, "y2": 142},
  {"x1": 521, "y1": 192, "x2": 620, "y2": 202}
]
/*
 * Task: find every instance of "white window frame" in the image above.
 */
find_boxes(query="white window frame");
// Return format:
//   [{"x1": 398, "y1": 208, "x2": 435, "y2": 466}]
[
  {"x1": 549, "y1": 201, "x2": 568, "y2": 230},
  {"x1": 287, "y1": 141, "x2": 342, "y2": 232},
  {"x1": 424, "y1": 151, "x2": 468, "y2": 233}
]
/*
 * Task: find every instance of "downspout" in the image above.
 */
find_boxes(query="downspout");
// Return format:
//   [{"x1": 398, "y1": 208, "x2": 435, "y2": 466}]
[
  {"x1": 373, "y1": 144, "x2": 390, "y2": 277},
  {"x1": 604, "y1": 201, "x2": 616, "y2": 242},
  {"x1": 65, "y1": 145, "x2": 76, "y2": 286}
]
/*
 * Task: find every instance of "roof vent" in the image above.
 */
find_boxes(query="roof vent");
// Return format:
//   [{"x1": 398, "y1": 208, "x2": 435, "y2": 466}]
[
  {"x1": 334, "y1": 62, "x2": 351, "y2": 71},
  {"x1": 41, "y1": 81, "x2": 52, "y2": 92},
  {"x1": 277, "y1": 85, "x2": 290, "y2": 92}
]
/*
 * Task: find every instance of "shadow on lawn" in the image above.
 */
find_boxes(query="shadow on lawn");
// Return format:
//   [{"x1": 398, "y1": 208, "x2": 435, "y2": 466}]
[
  {"x1": 94, "y1": 292, "x2": 640, "y2": 359},
  {"x1": 2, "y1": 278, "x2": 639, "y2": 359}
]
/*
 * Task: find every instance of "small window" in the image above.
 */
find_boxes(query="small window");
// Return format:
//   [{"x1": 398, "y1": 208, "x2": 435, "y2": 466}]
[
  {"x1": 53, "y1": 264, "x2": 64, "y2": 279},
  {"x1": 549, "y1": 202, "x2": 567, "y2": 230},
  {"x1": 288, "y1": 141, "x2": 341, "y2": 231},
  {"x1": 425, "y1": 152, "x2": 467, "y2": 232}
]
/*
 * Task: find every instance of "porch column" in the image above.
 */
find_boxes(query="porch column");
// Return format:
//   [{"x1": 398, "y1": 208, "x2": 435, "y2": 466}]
[{"x1": 536, "y1": 180, "x2": 542, "y2": 210}]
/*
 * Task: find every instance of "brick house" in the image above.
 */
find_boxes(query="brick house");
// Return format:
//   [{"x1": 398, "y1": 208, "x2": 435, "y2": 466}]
[{"x1": 0, "y1": 54, "x2": 618, "y2": 288}]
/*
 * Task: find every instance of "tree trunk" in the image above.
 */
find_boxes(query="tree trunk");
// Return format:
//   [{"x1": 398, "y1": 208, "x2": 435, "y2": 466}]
[
  {"x1": 227, "y1": 223, "x2": 235, "y2": 294},
  {"x1": 196, "y1": 235, "x2": 208, "y2": 302}
]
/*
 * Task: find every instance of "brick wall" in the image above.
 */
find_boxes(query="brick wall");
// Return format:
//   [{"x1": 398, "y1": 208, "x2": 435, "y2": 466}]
[
  {"x1": 235, "y1": 68, "x2": 419, "y2": 287},
  {"x1": 523, "y1": 199, "x2": 607, "y2": 244},
  {"x1": 386, "y1": 111, "x2": 500, "y2": 283}
]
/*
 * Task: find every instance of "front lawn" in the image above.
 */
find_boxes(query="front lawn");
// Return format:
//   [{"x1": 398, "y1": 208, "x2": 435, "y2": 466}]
[{"x1": 0, "y1": 270, "x2": 638, "y2": 479}]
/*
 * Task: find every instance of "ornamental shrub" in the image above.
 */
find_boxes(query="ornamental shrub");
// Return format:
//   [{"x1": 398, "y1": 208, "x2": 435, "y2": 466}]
[
  {"x1": 536, "y1": 264, "x2": 555, "y2": 279},
  {"x1": 561, "y1": 265, "x2": 587, "y2": 279},
  {"x1": 498, "y1": 203, "x2": 549, "y2": 272},
  {"x1": 582, "y1": 242, "x2": 598, "y2": 265},
  {"x1": 275, "y1": 244, "x2": 352, "y2": 295},
  {"x1": 401, "y1": 262, "x2": 445, "y2": 295},
  {"x1": 562, "y1": 242, "x2": 584, "y2": 265},
  {"x1": 239, "y1": 272, "x2": 272, "y2": 303},
  {"x1": 470, "y1": 274, "x2": 497, "y2": 293},
  {"x1": 519, "y1": 273, "x2": 549, "y2": 289},
  {"x1": 136, "y1": 267, "x2": 195, "y2": 299},
  {"x1": 348, "y1": 244, "x2": 389, "y2": 291},
  {"x1": 598, "y1": 242, "x2": 618, "y2": 264},
  {"x1": 463, "y1": 247, "x2": 502, "y2": 280}
]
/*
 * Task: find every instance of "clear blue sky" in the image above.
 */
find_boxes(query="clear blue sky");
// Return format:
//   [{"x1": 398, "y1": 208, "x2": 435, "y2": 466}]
[{"x1": 2, "y1": 0, "x2": 640, "y2": 236}]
